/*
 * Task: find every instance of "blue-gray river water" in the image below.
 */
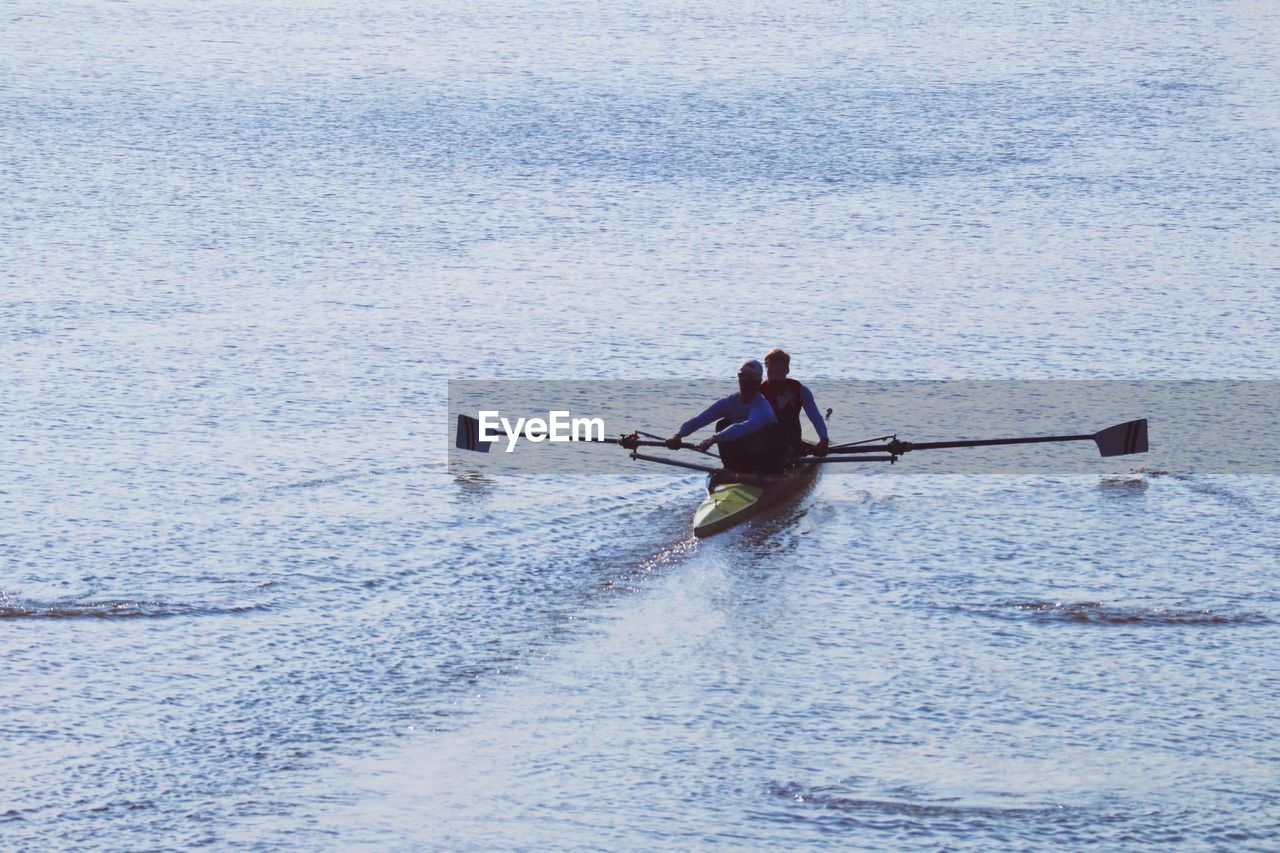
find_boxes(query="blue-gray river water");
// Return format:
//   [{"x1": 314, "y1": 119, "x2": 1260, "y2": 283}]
[{"x1": 3, "y1": 0, "x2": 1279, "y2": 847}]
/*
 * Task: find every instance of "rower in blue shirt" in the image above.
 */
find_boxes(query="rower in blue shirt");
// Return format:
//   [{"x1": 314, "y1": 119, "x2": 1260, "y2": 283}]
[{"x1": 665, "y1": 359, "x2": 781, "y2": 474}]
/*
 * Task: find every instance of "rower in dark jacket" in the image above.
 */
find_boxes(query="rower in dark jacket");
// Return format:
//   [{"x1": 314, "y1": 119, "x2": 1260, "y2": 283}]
[{"x1": 760, "y1": 348, "x2": 830, "y2": 458}]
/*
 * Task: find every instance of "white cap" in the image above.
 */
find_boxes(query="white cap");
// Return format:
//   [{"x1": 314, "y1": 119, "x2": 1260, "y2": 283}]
[{"x1": 738, "y1": 359, "x2": 763, "y2": 379}]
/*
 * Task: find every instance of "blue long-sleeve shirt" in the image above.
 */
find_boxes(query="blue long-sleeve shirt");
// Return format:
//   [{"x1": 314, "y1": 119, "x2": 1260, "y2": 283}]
[{"x1": 677, "y1": 393, "x2": 777, "y2": 444}]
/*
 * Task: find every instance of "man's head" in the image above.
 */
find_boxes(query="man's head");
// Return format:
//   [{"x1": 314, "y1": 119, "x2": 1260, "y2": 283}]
[
  {"x1": 764, "y1": 348, "x2": 790, "y2": 382},
  {"x1": 738, "y1": 359, "x2": 763, "y2": 398}
]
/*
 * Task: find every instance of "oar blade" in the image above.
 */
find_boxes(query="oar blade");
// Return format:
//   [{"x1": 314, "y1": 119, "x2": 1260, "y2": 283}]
[
  {"x1": 1093, "y1": 419, "x2": 1148, "y2": 457},
  {"x1": 455, "y1": 414, "x2": 493, "y2": 453}
]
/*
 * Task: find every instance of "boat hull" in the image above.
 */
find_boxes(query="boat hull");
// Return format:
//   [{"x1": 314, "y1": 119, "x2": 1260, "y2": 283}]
[{"x1": 692, "y1": 463, "x2": 819, "y2": 538}]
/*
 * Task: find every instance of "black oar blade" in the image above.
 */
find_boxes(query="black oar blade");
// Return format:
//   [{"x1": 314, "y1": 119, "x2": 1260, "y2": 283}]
[
  {"x1": 455, "y1": 414, "x2": 492, "y2": 453},
  {"x1": 1093, "y1": 419, "x2": 1148, "y2": 457}
]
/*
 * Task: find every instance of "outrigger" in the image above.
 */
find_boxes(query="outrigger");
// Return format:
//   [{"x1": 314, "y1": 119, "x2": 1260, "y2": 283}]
[{"x1": 455, "y1": 414, "x2": 1148, "y2": 539}]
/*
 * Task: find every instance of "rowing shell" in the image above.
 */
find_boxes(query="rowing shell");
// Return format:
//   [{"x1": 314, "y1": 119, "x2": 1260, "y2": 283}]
[{"x1": 692, "y1": 462, "x2": 820, "y2": 538}]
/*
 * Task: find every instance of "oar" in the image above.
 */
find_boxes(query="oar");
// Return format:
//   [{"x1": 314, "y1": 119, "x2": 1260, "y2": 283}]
[
  {"x1": 625, "y1": 450, "x2": 722, "y2": 474},
  {"x1": 454, "y1": 414, "x2": 696, "y2": 453},
  {"x1": 454, "y1": 414, "x2": 723, "y2": 475},
  {"x1": 457, "y1": 413, "x2": 1148, "y2": 462},
  {"x1": 634, "y1": 430, "x2": 720, "y2": 459},
  {"x1": 825, "y1": 419, "x2": 1148, "y2": 458},
  {"x1": 455, "y1": 414, "x2": 492, "y2": 452}
]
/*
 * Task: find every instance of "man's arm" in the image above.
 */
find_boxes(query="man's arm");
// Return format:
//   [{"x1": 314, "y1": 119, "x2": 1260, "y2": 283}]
[
  {"x1": 668, "y1": 396, "x2": 733, "y2": 448},
  {"x1": 678, "y1": 397, "x2": 732, "y2": 438},
  {"x1": 801, "y1": 386, "x2": 829, "y2": 441},
  {"x1": 713, "y1": 396, "x2": 776, "y2": 444}
]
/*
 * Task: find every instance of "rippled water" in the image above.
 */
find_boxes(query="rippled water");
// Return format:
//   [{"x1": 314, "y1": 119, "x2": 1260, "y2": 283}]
[{"x1": 3, "y1": 0, "x2": 1279, "y2": 847}]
